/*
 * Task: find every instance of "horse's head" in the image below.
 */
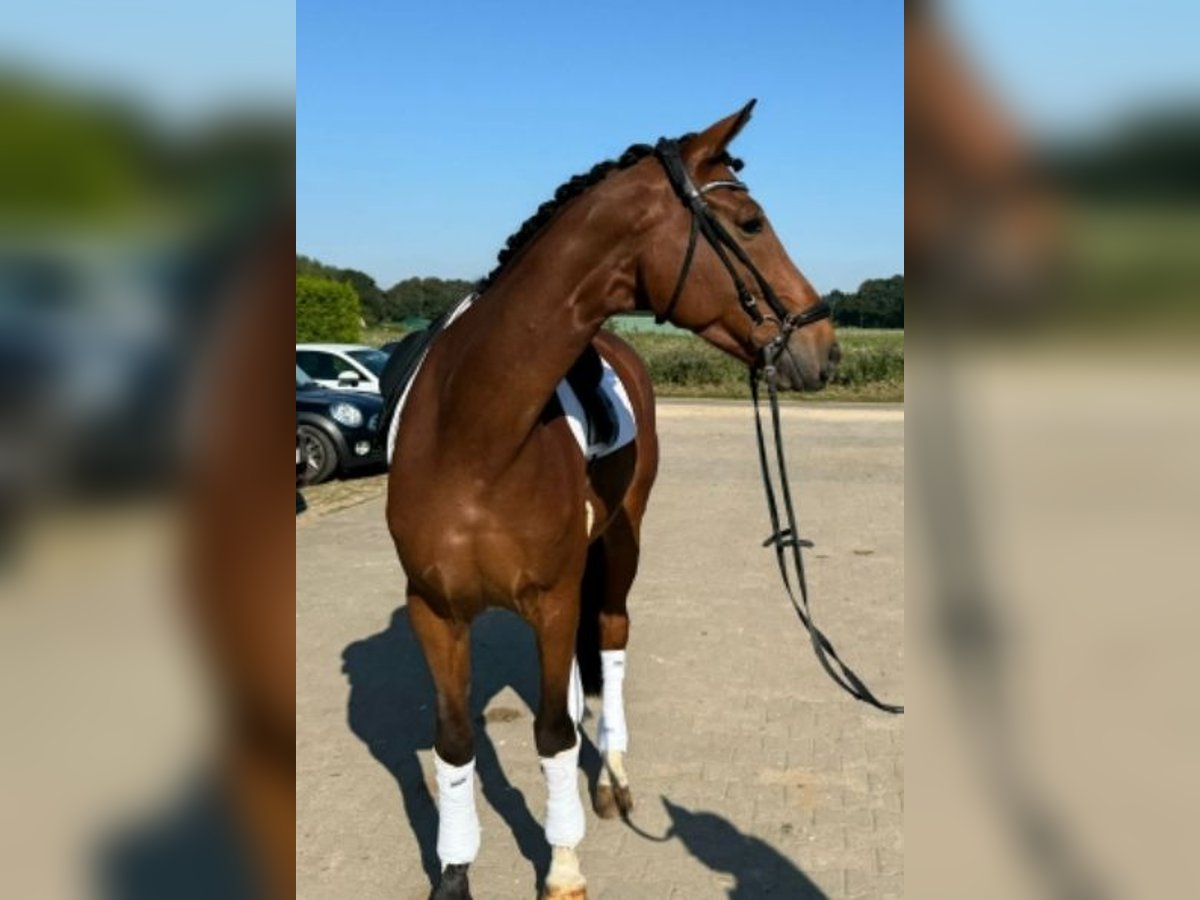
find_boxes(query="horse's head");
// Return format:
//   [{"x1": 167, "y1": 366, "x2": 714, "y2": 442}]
[{"x1": 636, "y1": 101, "x2": 839, "y2": 392}]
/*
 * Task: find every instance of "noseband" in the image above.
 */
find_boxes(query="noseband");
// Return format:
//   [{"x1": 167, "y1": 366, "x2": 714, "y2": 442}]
[{"x1": 652, "y1": 138, "x2": 831, "y2": 352}]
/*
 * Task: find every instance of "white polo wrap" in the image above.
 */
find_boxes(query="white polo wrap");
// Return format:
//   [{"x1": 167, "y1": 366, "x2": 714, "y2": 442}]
[
  {"x1": 568, "y1": 656, "x2": 584, "y2": 726},
  {"x1": 539, "y1": 732, "x2": 585, "y2": 848},
  {"x1": 598, "y1": 649, "x2": 628, "y2": 753},
  {"x1": 433, "y1": 752, "x2": 480, "y2": 867}
]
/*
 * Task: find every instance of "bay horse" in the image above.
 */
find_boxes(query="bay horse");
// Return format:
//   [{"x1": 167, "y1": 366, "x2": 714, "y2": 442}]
[{"x1": 386, "y1": 101, "x2": 839, "y2": 900}]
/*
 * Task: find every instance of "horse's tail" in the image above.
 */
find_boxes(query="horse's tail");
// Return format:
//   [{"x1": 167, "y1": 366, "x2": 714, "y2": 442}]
[{"x1": 576, "y1": 539, "x2": 606, "y2": 696}]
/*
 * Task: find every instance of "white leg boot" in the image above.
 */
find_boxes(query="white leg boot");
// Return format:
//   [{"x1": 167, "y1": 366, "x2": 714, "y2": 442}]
[
  {"x1": 597, "y1": 649, "x2": 628, "y2": 754},
  {"x1": 595, "y1": 650, "x2": 632, "y2": 817},
  {"x1": 540, "y1": 731, "x2": 586, "y2": 898},
  {"x1": 433, "y1": 753, "x2": 480, "y2": 869},
  {"x1": 567, "y1": 656, "x2": 585, "y2": 727}
]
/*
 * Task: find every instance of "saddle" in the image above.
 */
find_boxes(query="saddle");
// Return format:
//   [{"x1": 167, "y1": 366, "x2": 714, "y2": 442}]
[
  {"x1": 380, "y1": 297, "x2": 633, "y2": 463},
  {"x1": 378, "y1": 304, "x2": 458, "y2": 440},
  {"x1": 543, "y1": 343, "x2": 618, "y2": 448}
]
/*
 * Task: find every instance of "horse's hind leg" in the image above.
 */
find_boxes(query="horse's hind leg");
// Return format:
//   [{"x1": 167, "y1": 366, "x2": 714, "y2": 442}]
[
  {"x1": 532, "y1": 588, "x2": 588, "y2": 900},
  {"x1": 591, "y1": 512, "x2": 639, "y2": 819},
  {"x1": 408, "y1": 590, "x2": 478, "y2": 900}
]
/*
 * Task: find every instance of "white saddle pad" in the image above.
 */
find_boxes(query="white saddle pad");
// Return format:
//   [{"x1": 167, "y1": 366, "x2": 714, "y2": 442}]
[{"x1": 386, "y1": 297, "x2": 637, "y2": 464}]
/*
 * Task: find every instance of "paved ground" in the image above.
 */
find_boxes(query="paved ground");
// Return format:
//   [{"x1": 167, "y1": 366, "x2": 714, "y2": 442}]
[{"x1": 297, "y1": 400, "x2": 904, "y2": 899}]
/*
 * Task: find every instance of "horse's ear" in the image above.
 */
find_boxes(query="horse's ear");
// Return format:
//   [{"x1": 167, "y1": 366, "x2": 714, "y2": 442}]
[{"x1": 683, "y1": 99, "x2": 757, "y2": 169}]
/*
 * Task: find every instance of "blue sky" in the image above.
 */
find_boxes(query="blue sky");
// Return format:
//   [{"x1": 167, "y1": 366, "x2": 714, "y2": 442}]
[
  {"x1": 3, "y1": 1, "x2": 294, "y2": 123},
  {"x1": 298, "y1": 1, "x2": 903, "y2": 294},
  {"x1": 944, "y1": 0, "x2": 1200, "y2": 140}
]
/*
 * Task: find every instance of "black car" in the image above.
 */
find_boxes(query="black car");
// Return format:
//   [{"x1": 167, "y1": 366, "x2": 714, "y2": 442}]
[{"x1": 296, "y1": 365, "x2": 385, "y2": 484}]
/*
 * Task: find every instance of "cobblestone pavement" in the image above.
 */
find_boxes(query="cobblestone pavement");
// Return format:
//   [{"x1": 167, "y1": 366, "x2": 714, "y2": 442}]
[{"x1": 297, "y1": 400, "x2": 904, "y2": 899}]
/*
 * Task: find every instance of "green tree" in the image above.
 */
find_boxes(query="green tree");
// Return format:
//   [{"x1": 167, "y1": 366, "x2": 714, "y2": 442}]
[
  {"x1": 296, "y1": 275, "x2": 361, "y2": 342},
  {"x1": 856, "y1": 275, "x2": 904, "y2": 328},
  {"x1": 826, "y1": 288, "x2": 851, "y2": 324},
  {"x1": 384, "y1": 276, "x2": 476, "y2": 321},
  {"x1": 827, "y1": 275, "x2": 903, "y2": 328},
  {"x1": 296, "y1": 256, "x2": 479, "y2": 324},
  {"x1": 337, "y1": 269, "x2": 385, "y2": 324},
  {"x1": 296, "y1": 255, "x2": 386, "y2": 324}
]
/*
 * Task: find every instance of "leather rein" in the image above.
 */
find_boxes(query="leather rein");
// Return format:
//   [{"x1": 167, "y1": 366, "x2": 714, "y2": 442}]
[{"x1": 653, "y1": 138, "x2": 904, "y2": 715}]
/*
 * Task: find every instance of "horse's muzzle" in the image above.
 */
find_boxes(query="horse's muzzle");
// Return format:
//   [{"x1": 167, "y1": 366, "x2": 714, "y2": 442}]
[{"x1": 764, "y1": 336, "x2": 838, "y2": 392}]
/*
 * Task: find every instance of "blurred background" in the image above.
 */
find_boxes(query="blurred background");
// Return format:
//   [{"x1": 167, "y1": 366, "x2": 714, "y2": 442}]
[
  {"x1": 0, "y1": 2, "x2": 293, "y2": 898},
  {"x1": 907, "y1": 1, "x2": 1200, "y2": 897},
  {"x1": 6, "y1": 0, "x2": 1200, "y2": 895}
]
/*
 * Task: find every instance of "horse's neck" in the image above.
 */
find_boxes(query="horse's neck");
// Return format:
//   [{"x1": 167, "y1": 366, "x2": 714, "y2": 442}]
[{"x1": 433, "y1": 201, "x2": 637, "y2": 467}]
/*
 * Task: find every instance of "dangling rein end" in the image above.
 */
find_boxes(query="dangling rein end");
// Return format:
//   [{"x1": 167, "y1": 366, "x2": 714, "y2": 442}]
[{"x1": 750, "y1": 366, "x2": 904, "y2": 716}]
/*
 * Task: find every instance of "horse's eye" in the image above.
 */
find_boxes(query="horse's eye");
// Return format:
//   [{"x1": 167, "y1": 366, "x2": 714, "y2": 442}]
[{"x1": 741, "y1": 216, "x2": 764, "y2": 235}]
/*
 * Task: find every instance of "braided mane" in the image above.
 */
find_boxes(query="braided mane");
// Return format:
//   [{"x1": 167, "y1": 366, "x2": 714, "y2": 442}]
[{"x1": 476, "y1": 133, "x2": 743, "y2": 292}]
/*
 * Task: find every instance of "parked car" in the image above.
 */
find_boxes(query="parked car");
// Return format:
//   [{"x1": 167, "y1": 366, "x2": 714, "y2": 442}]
[
  {"x1": 296, "y1": 431, "x2": 307, "y2": 514},
  {"x1": 296, "y1": 365, "x2": 385, "y2": 484},
  {"x1": 296, "y1": 343, "x2": 390, "y2": 393}
]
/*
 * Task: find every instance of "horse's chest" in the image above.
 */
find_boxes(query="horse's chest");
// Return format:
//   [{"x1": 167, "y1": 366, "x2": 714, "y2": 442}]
[{"x1": 397, "y1": 490, "x2": 582, "y2": 605}]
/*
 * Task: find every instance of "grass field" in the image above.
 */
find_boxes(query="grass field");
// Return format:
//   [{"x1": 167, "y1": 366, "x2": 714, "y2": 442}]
[
  {"x1": 614, "y1": 325, "x2": 903, "y2": 402},
  {"x1": 361, "y1": 320, "x2": 903, "y2": 403}
]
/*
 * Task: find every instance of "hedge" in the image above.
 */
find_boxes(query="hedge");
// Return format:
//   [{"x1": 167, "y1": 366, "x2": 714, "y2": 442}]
[
  {"x1": 296, "y1": 275, "x2": 362, "y2": 343},
  {"x1": 614, "y1": 328, "x2": 903, "y2": 401}
]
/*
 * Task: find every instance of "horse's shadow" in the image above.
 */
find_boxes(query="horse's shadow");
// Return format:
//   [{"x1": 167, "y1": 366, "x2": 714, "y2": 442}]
[
  {"x1": 342, "y1": 608, "x2": 826, "y2": 899},
  {"x1": 660, "y1": 798, "x2": 829, "y2": 899},
  {"x1": 343, "y1": 606, "x2": 558, "y2": 888}
]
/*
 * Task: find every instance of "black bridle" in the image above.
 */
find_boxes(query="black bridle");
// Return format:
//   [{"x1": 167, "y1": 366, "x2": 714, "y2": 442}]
[
  {"x1": 653, "y1": 138, "x2": 904, "y2": 715},
  {"x1": 652, "y1": 137, "x2": 832, "y2": 337}
]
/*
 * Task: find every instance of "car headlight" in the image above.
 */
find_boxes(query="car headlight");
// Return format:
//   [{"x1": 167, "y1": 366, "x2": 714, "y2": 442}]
[{"x1": 329, "y1": 402, "x2": 364, "y2": 428}]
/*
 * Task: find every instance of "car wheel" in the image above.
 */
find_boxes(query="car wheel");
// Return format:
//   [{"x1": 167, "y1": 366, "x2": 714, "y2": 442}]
[{"x1": 298, "y1": 424, "x2": 338, "y2": 485}]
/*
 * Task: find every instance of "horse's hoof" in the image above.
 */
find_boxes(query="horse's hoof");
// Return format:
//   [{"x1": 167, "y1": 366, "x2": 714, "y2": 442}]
[
  {"x1": 541, "y1": 885, "x2": 587, "y2": 900},
  {"x1": 594, "y1": 783, "x2": 633, "y2": 819},
  {"x1": 613, "y1": 783, "x2": 633, "y2": 815},
  {"x1": 430, "y1": 863, "x2": 472, "y2": 900},
  {"x1": 543, "y1": 846, "x2": 586, "y2": 899},
  {"x1": 593, "y1": 784, "x2": 618, "y2": 819}
]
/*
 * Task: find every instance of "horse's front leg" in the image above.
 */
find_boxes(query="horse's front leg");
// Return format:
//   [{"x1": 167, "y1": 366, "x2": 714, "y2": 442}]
[
  {"x1": 594, "y1": 516, "x2": 637, "y2": 819},
  {"x1": 408, "y1": 590, "x2": 478, "y2": 900},
  {"x1": 533, "y1": 588, "x2": 588, "y2": 900}
]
